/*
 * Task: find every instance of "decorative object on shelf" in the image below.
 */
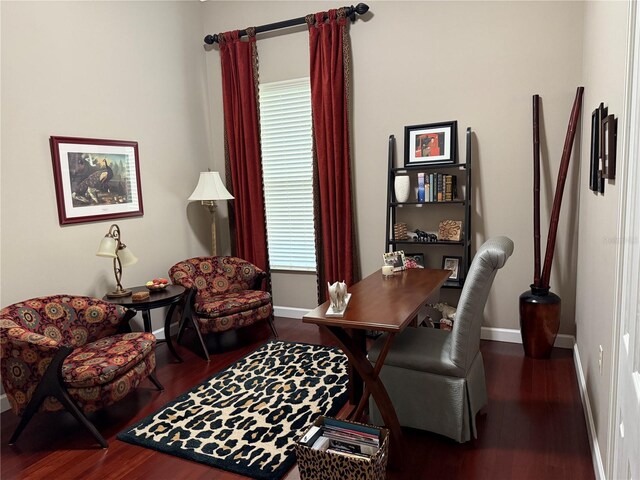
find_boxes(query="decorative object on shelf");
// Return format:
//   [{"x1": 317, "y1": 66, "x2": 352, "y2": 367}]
[
  {"x1": 393, "y1": 173, "x2": 410, "y2": 202},
  {"x1": 428, "y1": 302, "x2": 457, "y2": 331},
  {"x1": 404, "y1": 121, "x2": 457, "y2": 167},
  {"x1": 414, "y1": 230, "x2": 437, "y2": 242},
  {"x1": 50, "y1": 136, "x2": 143, "y2": 225},
  {"x1": 442, "y1": 256, "x2": 462, "y2": 280},
  {"x1": 438, "y1": 220, "x2": 462, "y2": 241},
  {"x1": 188, "y1": 171, "x2": 234, "y2": 256},
  {"x1": 403, "y1": 253, "x2": 425, "y2": 269},
  {"x1": 96, "y1": 224, "x2": 138, "y2": 298},
  {"x1": 520, "y1": 87, "x2": 584, "y2": 359},
  {"x1": 393, "y1": 222, "x2": 408, "y2": 239},
  {"x1": 382, "y1": 251, "x2": 405, "y2": 272}
]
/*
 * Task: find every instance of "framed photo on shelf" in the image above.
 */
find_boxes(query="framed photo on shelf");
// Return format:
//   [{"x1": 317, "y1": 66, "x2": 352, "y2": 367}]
[
  {"x1": 404, "y1": 253, "x2": 425, "y2": 269},
  {"x1": 442, "y1": 256, "x2": 462, "y2": 281},
  {"x1": 383, "y1": 251, "x2": 406, "y2": 272},
  {"x1": 50, "y1": 136, "x2": 143, "y2": 225},
  {"x1": 404, "y1": 121, "x2": 457, "y2": 167}
]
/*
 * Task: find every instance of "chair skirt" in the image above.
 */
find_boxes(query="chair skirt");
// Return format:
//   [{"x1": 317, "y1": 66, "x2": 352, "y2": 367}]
[{"x1": 369, "y1": 351, "x2": 487, "y2": 443}]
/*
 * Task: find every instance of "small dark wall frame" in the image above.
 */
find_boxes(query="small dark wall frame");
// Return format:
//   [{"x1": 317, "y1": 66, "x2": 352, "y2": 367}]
[
  {"x1": 589, "y1": 103, "x2": 607, "y2": 192},
  {"x1": 404, "y1": 121, "x2": 457, "y2": 167},
  {"x1": 602, "y1": 114, "x2": 617, "y2": 180}
]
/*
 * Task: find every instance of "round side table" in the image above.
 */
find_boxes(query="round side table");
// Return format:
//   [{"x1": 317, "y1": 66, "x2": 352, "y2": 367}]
[{"x1": 103, "y1": 284, "x2": 185, "y2": 362}]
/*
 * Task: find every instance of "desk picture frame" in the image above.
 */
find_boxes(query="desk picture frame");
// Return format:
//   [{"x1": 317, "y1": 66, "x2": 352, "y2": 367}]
[{"x1": 383, "y1": 251, "x2": 406, "y2": 272}]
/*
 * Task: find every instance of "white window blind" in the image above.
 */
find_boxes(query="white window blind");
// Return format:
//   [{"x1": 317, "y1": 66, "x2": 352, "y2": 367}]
[{"x1": 259, "y1": 78, "x2": 317, "y2": 271}]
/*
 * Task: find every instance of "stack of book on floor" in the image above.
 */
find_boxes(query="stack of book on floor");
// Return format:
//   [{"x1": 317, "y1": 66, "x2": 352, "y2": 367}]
[{"x1": 295, "y1": 416, "x2": 389, "y2": 480}]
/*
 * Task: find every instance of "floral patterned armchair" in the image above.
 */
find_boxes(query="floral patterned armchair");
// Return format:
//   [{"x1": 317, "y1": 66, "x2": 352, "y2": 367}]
[
  {"x1": 169, "y1": 256, "x2": 277, "y2": 360},
  {"x1": 0, "y1": 295, "x2": 163, "y2": 448}
]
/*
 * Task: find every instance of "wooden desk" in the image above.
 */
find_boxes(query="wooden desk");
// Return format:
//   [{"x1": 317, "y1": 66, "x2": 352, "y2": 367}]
[{"x1": 303, "y1": 268, "x2": 450, "y2": 468}]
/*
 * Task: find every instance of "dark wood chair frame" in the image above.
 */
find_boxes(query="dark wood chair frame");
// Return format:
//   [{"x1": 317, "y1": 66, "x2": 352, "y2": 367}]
[{"x1": 8, "y1": 310, "x2": 164, "y2": 448}]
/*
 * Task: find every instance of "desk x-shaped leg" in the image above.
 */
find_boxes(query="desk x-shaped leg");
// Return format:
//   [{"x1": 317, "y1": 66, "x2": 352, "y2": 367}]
[{"x1": 322, "y1": 326, "x2": 403, "y2": 470}]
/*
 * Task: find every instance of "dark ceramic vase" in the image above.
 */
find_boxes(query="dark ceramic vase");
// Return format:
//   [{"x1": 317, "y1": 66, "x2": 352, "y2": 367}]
[{"x1": 519, "y1": 285, "x2": 561, "y2": 358}]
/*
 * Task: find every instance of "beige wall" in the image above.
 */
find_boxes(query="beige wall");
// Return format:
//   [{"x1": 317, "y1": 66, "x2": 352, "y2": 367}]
[
  {"x1": 1, "y1": 1, "x2": 214, "y2": 333},
  {"x1": 203, "y1": 1, "x2": 585, "y2": 332},
  {"x1": 576, "y1": 1, "x2": 630, "y2": 474}
]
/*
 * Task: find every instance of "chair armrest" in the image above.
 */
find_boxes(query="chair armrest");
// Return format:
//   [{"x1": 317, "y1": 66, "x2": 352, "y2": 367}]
[{"x1": 2, "y1": 324, "x2": 61, "y2": 356}]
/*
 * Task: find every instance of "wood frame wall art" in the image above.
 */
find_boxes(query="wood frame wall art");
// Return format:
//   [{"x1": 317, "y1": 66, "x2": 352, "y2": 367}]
[
  {"x1": 404, "y1": 121, "x2": 457, "y2": 167},
  {"x1": 50, "y1": 136, "x2": 143, "y2": 225}
]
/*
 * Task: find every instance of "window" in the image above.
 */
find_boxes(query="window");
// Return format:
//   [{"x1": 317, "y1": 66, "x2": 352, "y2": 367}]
[{"x1": 259, "y1": 78, "x2": 316, "y2": 271}]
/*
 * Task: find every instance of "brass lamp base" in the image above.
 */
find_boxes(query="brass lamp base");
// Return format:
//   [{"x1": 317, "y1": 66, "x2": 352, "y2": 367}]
[{"x1": 106, "y1": 288, "x2": 132, "y2": 298}]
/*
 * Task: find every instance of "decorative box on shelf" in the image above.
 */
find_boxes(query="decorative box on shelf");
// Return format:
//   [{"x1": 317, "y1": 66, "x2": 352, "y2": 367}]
[{"x1": 295, "y1": 416, "x2": 389, "y2": 480}]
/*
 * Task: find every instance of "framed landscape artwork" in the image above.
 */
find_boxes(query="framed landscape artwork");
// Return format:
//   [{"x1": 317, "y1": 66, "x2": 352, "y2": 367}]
[
  {"x1": 404, "y1": 121, "x2": 457, "y2": 167},
  {"x1": 50, "y1": 136, "x2": 144, "y2": 225}
]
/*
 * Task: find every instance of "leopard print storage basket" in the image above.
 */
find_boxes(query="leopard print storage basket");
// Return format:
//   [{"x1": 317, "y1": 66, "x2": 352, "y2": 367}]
[{"x1": 294, "y1": 417, "x2": 389, "y2": 480}]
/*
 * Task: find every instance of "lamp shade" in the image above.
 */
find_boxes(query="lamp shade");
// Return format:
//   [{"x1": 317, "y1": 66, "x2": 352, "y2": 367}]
[
  {"x1": 117, "y1": 246, "x2": 138, "y2": 267},
  {"x1": 96, "y1": 236, "x2": 118, "y2": 258},
  {"x1": 188, "y1": 172, "x2": 234, "y2": 201}
]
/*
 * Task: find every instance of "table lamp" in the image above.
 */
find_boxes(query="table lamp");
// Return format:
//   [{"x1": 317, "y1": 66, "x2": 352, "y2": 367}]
[
  {"x1": 188, "y1": 171, "x2": 234, "y2": 256},
  {"x1": 96, "y1": 224, "x2": 138, "y2": 298}
]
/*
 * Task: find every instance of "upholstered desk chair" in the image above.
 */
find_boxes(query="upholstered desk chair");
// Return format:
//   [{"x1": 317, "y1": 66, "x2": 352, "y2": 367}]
[
  {"x1": 169, "y1": 256, "x2": 277, "y2": 360},
  {"x1": 368, "y1": 236, "x2": 514, "y2": 443},
  {"x1": 0, "y1": 295, "x2": 163, "y2": 448}
]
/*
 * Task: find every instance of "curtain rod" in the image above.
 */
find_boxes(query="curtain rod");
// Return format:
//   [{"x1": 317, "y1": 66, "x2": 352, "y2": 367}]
[{"x1": 204, "y1": 3, "x2": 369, "y2": 45}]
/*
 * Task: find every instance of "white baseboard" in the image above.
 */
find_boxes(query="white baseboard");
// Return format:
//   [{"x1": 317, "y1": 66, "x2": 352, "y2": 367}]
[
  {"x1": 1, "y1": 394, "x2": 10, "y2": 414},
  {"x1": 573, "y1": 344, "x2": 606, "y2": 480},
  {"x1": 274, "y1": 306, "x2": 310, "y2": 319},
  {"x1": 480, "y1": 326, "x2": 575, "y2": 349}
]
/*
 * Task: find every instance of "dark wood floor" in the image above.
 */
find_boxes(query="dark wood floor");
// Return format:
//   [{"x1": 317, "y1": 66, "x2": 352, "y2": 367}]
[{"x1": 1, "y1": 318, "x2": 595, "y2": 480}]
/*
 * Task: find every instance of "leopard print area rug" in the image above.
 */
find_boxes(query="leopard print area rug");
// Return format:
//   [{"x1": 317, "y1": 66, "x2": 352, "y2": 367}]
[{"x1": 117, "y1": 341, "x2": 348, "y2": 480}]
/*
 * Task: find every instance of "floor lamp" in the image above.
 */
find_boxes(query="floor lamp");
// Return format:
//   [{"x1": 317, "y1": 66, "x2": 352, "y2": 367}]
[{"x1": 188, "y1": 171, "x2": 234, "y2": 256}]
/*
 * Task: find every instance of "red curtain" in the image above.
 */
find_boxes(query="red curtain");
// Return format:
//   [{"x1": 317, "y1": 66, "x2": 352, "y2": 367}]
[
  {"x1": 307, "y1": 10, "x2": 358, "y2": 303},
  {"x1": 218, "y1": 29, "x2": 269, "y2": 272}
]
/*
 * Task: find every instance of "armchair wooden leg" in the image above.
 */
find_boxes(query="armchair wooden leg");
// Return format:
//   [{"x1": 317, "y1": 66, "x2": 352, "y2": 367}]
[
  {"x1": 56, "y1": 387, "x2": 108, "y2": 448},
  {"x1": 9, "y1": 392, "x2": 46, "y2": 445},
  {"x1": 9, "y1": 346, "x2": 108, "y2": 448},
  {"x1": 267, "y1": 314, "x2": 279, "y2": 339},
  {"x1": 148, "y1": 372, "x2": 164, "y2": 391},
  {"x1": 190, "y1": 317, "x2": 210, "y2": 361}
]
